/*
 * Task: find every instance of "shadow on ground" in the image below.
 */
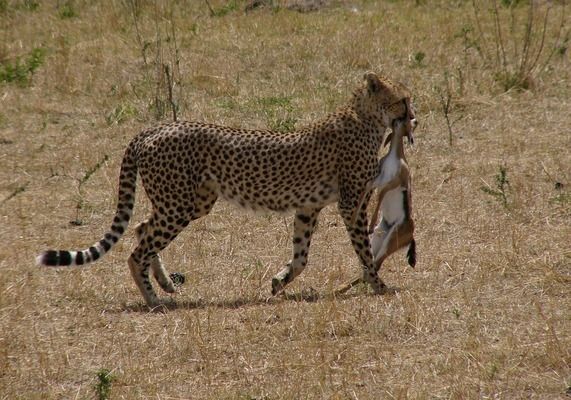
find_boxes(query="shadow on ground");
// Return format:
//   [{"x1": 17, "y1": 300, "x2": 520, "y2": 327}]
[{"x1": 112, "y1": 285, "x2": 402, "y2": 314}]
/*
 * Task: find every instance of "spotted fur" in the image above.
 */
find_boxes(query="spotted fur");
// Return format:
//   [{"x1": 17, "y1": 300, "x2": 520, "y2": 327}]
[{"x1": 37, "y1": 72, "x2": 412, "y2": 307}]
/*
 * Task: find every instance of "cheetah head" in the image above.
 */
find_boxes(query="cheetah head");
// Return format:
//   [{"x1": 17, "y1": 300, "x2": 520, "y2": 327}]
[
  {"x1": 356, "y1": 72, "x2": 417, "y2": 134},
  {"x1": 383, "y1": 98, "x2": 418, "y2": 147}
]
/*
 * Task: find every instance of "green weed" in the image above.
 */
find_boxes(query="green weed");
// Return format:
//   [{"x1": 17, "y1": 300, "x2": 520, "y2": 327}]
[
  {"x1": 254, "y1": 96, "x2": 297, "y2": 132},
  {"x1": 206, "y1": 0, "x2": 239, "y2": 17},
  {"x1": 411, "y1": 51, "x2": 426, "y2": 68},
  {"x1": 269, "y1": 116, "x2": 297, "y2": 133},
  {"x1": 215, "y1": 97, "x2": 239, "y2": 111},
  {"x1": 480, "y1": 164, "x2": 510, "y2": 208},
  {"x1": 106, "y1": 103, "x2": 138, "y2": 125},
  {"x1": 58, "y1": 1, "x2": 76, "y2": 19},
  {"x1": 95, "y1": 368, "x2": 115, "y2": 400},
  {"x1": 22, "y1": 0, "x2": 39, "y2": 11},
  {"x1": 256, "y1": 96, "x2": 291, "y2": 108},
  {"x1": 0, "y1": 47, "x2": 46, "y2": 86}
]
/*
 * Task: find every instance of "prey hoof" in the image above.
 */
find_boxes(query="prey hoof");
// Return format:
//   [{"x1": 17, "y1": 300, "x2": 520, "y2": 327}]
[{"x1": 170, "y1": 272, "x2": 185, "y2": 286}]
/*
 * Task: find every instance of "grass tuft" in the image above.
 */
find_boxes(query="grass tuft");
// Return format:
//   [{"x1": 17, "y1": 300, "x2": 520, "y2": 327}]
[
  {"x1": 0, "y1": 47, "x2": 46, "y2": 86},
  {"x1": 58, "y1": 0, "x2": 76, "y2": 19},
  {"x1": 480, "y1": 164, "x2": 510, "y2": 209},
  {"x1": 95, "y1": 368, "x2": 115, "y2": 400}
]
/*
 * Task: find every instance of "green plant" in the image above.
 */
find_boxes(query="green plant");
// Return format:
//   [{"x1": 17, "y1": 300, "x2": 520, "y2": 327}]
[
  {"x1": 26, "y1": 48, "x2": 45, "y2": 73},
  {"x1": 410, "y1": 51, "x2": 426, "y2": 68},
  {"x1": 23, "y1": 0, "x2": 39, "y2": 11},
  {"x1": 480, "y1": 164, "x2": 510, "y2": 208},
  {"x1": 58, "y1": 1, "x2": 76, "y2": 19},
  {"x1": 106, "y1": 103, "x2": 138, "y2": 125},
  {"x1": 0, "y1": 47, "x2": 46, "y2": 86},
  {"x1": 95, "y1": 368, "x2": 115, "y2": 400},
  {"x1": 254, "y1": 96, "x2": 297, "y2": 132},
  {"x1": 269, "y1": 116, "x2": 297, "y2": 133},
  {"x1": 205, "y1": 0, "x2": 238, "y2": 17}
]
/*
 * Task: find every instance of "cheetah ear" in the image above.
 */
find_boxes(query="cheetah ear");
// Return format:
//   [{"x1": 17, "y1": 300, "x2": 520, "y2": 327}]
[{"x1": 364, "y1": 72, "x2": 386, "y2": 94}]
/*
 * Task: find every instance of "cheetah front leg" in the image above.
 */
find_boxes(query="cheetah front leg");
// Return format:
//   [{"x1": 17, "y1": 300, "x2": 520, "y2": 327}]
[
  {"x1": 271, "y1": 207, "x2": 321, "y2": 296},
  {"x1": 338, "y1": 198, "x2": 388, "y2": 295}
]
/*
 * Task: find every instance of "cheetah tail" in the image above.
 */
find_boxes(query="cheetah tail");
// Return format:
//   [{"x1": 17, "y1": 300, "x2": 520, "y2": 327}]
[{"x1": 36, "y1": 147, "x2": 137, "y2": 267}]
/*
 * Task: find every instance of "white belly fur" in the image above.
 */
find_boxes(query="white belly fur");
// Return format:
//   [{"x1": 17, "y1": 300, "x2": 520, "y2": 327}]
[{"x1": 380, "y1": 187, "x2": 406, "y2": 225}]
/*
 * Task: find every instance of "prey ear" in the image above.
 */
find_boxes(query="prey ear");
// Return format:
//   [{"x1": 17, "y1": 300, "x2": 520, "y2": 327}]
[
  {"x1": 364, "y1": 72, "x2": 386, "y2": 94},
  {"x1": 383, "y1": 132, "x2": 393, "y2": 147}
]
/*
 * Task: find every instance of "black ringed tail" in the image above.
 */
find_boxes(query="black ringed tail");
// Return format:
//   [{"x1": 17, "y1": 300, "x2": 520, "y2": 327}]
[{"x1": 36, "y1": 146, "x2": 137, "y2": 267}]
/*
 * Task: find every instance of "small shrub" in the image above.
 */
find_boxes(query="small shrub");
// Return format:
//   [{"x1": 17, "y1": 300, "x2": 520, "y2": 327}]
[
  {"x1": 257, "y1": 96, "x2": 291, "y2": 108},
  {"x1": 58, "y1": 1, "x2": 76, "y2": 19},
  {"x1": 410, "y1": 51, "x2": 426, "y2": 68},
  {"x1": 468, "y1": 0, "x2": 569, "y2": 91},
  {"x1": 206, "y1": 0, "x2": 239, "y2": 17},
  {"x1": 480, "y1": 164, "x2": 510, "y2": 209},
  {"x1": 95, "y1": 368, "x2": 115, "y2": 400},
  {"x1": 0, "y1": 47, "x2": 46, "y2": 86},
  {"x1": 21, "y1": 0, "x2": 39, "y2": 11},
  {"x1": 254, "y1": 96, "x2": 297, "y2": 133},
  {"x1": 106, "y1": 103, "x2": 138, "y2": 125},
  {"x1": 270, "y1": 116, "x2": 297, "y2": 133},
  {"x1": 0, "y1": 62, "x2": 29, "y2": 85},
  {"x1": 26, "y1": 48, "x2": 45, "y2": 73}
]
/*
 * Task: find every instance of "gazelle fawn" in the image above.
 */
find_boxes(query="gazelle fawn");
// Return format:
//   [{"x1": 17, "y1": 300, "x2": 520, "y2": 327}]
[{"x1": 337, "y1": 108, "x2": 417, "y2": 294}]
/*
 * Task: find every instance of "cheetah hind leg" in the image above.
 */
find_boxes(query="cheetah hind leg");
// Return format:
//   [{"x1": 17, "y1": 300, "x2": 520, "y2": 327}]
[
  {"x1": 134, "y1": 220, "x2": 185, "y2": 295},
  {"x1": 272, "y1": 208, "x2": 321, "y2": 296}
]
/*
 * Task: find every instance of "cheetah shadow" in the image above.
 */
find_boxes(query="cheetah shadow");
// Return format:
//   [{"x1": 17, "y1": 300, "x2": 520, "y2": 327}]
[{"x1": 114, "y1": 285, "x2": 402, "y2": 314}]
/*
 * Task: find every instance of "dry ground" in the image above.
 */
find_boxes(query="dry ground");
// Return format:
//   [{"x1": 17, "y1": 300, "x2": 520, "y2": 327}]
[{"x1": 0, "y1": 1, "x2": 570, "y2": 399}]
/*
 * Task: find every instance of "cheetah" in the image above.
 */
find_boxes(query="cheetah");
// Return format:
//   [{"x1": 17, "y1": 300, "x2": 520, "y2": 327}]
[{"x1": 37, "y1": 72, "x2": 416, "y2": 307}]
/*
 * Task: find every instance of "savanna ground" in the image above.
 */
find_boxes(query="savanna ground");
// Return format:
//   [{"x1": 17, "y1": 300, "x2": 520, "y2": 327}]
[{"x1": 1, "y1": 0, "x2": 570, "y2": 398}]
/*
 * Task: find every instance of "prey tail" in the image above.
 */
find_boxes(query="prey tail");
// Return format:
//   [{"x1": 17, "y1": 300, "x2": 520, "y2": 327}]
[
  {"x1": 406, "y1": 239, "x2": 416, "y2": 268},
  {"x1": 36, "y1": 146, "x2": 138, "y2": 267}
]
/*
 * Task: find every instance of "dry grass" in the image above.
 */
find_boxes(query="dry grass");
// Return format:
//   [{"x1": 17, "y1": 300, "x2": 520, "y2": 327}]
[{"x1": 1, "y1": 0, "x2": 570, "y2": 398}]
